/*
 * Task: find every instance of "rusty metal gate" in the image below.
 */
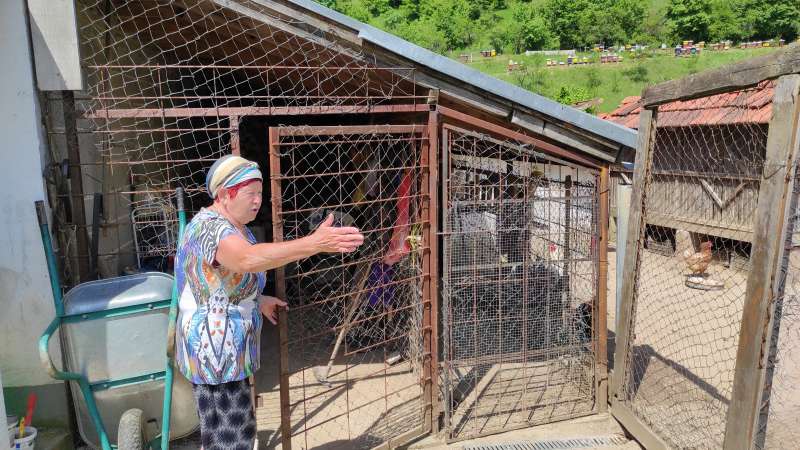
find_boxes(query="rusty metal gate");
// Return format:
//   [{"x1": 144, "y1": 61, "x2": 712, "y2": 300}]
[
  {"x1": 441, "y1": 124, "x2": 602, "y2": 441},
  {"x1": 267, "y1": 124, "x2": 434, "y2": 449}
]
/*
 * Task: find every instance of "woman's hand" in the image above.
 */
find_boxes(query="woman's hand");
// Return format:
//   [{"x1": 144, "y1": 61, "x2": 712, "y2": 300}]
[
  {"x1": 311, "y1": 214, "x2": 364, "y2": 253},
  {"x1": 259, "y1": 295, "x2": 288, "y2": 325}
]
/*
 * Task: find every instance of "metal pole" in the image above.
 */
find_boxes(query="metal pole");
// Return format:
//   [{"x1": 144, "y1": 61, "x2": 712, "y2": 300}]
[
  {"x1": 162, "y1": 187, "x2": 187, "y2": 450},
  {"x1": 36, "y1": 201, "x2": 64, "y2": 317},
  {"x1": 36, "y1": 200, "x2": 112, "y2": 450}
]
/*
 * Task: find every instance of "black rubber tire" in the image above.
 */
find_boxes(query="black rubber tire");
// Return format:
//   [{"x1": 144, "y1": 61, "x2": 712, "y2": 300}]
[{"x1": 117, "y1": 408, "x2": 145, "y2": 450}]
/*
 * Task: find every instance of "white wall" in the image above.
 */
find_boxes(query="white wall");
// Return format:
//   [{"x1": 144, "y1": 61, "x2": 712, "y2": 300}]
[
  {"x1": 0, "y1": 0, "x2": 62, "y2": 387},
  {"x1": 0, "y1": 370, "x2": 8, "y2": 450}
]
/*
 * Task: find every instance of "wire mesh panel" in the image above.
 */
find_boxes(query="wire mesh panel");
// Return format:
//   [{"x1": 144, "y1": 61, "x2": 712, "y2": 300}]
[
  {"x1": 753, "y1": 173, "x2": 800, "y2": 449},
  {"x1": 54, "y1": 0, "x2": 417, "y2": 286},
  {"x1": 131, "y1": 200, "x2": 177, "y2": 269},
  {"x1": 616, "y1": 84, "x2": 772, "y2": 448},
  {"x1": 442, "y1": 126, "x2": 599, "y2": 441},
  {"x1": 268, "y1": 125, "x2": 430, "y2": 449}
]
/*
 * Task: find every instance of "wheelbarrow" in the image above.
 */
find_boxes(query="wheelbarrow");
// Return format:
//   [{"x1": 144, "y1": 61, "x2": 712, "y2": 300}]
[{"x1": 37, "y1": 188, "x2": 196, "y2": 449}]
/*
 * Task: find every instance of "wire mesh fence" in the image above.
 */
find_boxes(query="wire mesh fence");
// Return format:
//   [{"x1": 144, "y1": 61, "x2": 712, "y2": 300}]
[
  {"x1": 49, "y1": 0, "x2": 418, "y2": 287},
  {"x1": 615, "y1": 82, "x2": 773, "y2": 448},
  {"x1": 267, "y1": 125, "x2": 430, "y2": 449},
  {"x1": 752, "y1": 172, "x2": 800, "y2": 449},
  {"x1": 441, "y1": 126, "x2": 599, "y2": 441}
]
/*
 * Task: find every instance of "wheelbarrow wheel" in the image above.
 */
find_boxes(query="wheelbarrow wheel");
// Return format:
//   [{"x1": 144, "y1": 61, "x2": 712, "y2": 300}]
[{"x1": 118, "y1": 408, "x2": 145, "y2": 450}]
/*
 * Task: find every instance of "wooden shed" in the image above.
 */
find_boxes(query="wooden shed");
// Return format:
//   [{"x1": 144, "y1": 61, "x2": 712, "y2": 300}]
[{"x1": 601, "y1": 81, "x2": 773, "y2": 256}]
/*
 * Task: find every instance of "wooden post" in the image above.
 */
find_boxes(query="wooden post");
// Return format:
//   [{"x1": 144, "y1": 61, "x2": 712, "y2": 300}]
[
  {"x1": 723, "y1": 74, "x2": 800, "y2": 450},
  {"x1": 268, "y1": 127, "x2": 292, "y2": 450},
  {"x1": 611, "y1": 108, "x2": 657, "y2": 398},
  {"x1": 609, "y1": 107, "x2": 669, "y2": 450},
  {"x1": 596, "y1": 167, "x2": 610, "y2": 412}
]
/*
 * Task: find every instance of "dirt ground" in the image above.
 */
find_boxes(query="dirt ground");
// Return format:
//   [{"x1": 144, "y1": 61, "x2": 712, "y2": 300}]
[
  {"x1": 606, "y1": 246, "x2": 800, "y2": 449},
  {"x1": 167, "y1": 247, "x2": 800, "y2": 450}
]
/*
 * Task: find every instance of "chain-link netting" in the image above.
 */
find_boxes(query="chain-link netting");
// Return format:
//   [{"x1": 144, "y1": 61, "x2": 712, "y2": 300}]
[
  {"x1": 441, "y1": 126, "x2": 598, "y2": 441},
  {"x1": 618, "y1": 82, "x2": 772, "y2": 448},
  {"x1": 264, "y1": 126, "x2": 428, "y2": 449},
  {"x1": 48, "y1": 0, "x2": 418, "y2": 286},
  {"x1": 753, "y1": 171, "x2": 800, "y2": 450}
]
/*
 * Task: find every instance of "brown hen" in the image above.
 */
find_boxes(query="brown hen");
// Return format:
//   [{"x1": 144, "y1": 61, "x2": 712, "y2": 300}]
[{"x1": 684, "y1": 241, "x2": 713, "y2": 275}]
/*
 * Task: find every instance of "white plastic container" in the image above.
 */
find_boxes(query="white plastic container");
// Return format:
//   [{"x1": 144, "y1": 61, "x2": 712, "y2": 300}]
[
  {"x1": 12, "y1": 426, "x2": 36, "y2": 450},
  {"x1": 6, "y1": 416, "x2": 18, "y2": 449}
]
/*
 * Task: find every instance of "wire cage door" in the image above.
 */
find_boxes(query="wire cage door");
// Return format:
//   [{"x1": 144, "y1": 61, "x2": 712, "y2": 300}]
[
  {"x1": 611, "y1": 74, "x2": 800, "y2": 450},
  {"x1": 267, "y1": 124, "x2": 434, "y2": 449},
  {"x1": 441, "y1": 125, "x2": 601, "y2": 441}
]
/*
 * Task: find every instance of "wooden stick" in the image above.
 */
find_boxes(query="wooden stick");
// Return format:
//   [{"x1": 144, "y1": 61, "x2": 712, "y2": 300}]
[{"x1": 314, "y1": 261, "x2": 373, "y2": 384}]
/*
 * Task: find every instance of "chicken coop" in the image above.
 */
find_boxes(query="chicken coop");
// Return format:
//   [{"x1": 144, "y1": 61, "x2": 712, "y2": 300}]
[
  {"x1": 42, "y1": 0, "x2": 636, "y2": 448},
  {"x1": 602, "y1": 84, "x2": 774, "y2": 264},
  {"x1": 611, "y1": 44, "x2": 800, "y2": 450}
]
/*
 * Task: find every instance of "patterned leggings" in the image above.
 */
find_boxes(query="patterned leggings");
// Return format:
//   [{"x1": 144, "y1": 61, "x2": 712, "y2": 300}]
[{"x1": 192, "y1": 379, "x2": 256, "y2": 450}]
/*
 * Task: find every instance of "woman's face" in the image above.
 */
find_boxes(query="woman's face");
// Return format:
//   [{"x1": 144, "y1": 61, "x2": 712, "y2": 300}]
[{"x1": 222, "y1": 180, "x2": 263, "y2": 225}]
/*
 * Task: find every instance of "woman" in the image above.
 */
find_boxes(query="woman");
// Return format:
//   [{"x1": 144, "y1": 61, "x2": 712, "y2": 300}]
[{"x1": 175, "y1": 155, "x2": 363, "y2": 449}]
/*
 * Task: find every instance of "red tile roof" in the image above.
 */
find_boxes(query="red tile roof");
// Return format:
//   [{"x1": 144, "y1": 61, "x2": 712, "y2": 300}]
[{"x1": 599, "y1": 80, "x2": 775, "y2": 129}]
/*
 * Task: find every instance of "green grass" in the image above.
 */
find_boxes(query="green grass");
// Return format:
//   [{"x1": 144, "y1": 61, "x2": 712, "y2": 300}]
[{"x1": 452, "y1": 46, "x2": 780, "y2": 113}]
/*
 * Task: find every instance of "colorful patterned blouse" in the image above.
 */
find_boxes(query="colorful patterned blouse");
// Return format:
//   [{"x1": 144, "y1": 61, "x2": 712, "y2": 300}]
[{"x1": 175, "y1": 208, "x2": 266, "y2": 385}]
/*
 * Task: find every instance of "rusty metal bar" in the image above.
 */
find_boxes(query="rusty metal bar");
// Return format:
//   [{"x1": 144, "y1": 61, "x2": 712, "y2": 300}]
[
  {"x1": 276, "y1": 124, "x2": 425, "y2": 137},
  {"x1": 596, "y1": 167, "x2": 610, "y2": 412},
  {"x1": 277, "y1": 137, "x2": 427, "y2": 147},
  {"x1": 437, "y1": 106, "x2": 602, "y2": 169},
  {"x1": 268, "y1": 127, "x2": 292, "y2": 450},
  {"x1": 84, "y1": 104, "x2": 430, "y2": 119},
  {"x1": 427, "y1": 108, "x2": 441, "y2": 433},
  {"x1": 229, "y1": 115, "x2": 240, "y2": 155},
  {"x1": 88, "y1": 64, "x2": 418, "y2": 70},
  {"x1": 277, "y1": 193, "x2": 425, "y2": 216},
  {"x1": 94, "y1": 95, "x2": 424, "y2": 100},
  {"x1": 420, "y1": 111, "x2": 434, "y2": 434}
]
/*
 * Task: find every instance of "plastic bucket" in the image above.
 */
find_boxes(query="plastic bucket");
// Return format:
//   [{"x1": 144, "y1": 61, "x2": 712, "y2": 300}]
[
  {"x1": 13, "y1": 426, "x2": 36, "y2": 450},
  {"x1": 6, "y1": 416, "x2": 18, "y2": 449}
]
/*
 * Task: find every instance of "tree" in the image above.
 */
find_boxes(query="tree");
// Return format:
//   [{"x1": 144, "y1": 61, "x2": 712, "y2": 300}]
[
  {"x1": 736, "y1": 0, "x2": 800, "y2": 41},
  {"x1": 543, "y1": 0, "x2": 645, "y2": 49},
  {"x1": 507, "y1": 2, "x2": 558, "y2": 53},
  {"x1": 419, "y1": 0, "x2": 478, "y2": 50},
  {"x1": 666, "y1": 0, "x2": 713, "y2": 42},
  {"x1": 579, "y1": 6, "x2": 627, "y2": 47},
  {"x1": 709, "y1": 0, "x2": 744, "y2": 42},
  {"x1": 543, "y1": 0, "x2": 592, "y2": 49}
]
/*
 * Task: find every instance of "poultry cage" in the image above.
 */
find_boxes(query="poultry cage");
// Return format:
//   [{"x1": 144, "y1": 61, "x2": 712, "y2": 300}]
[{"x1": 266, "y1": 125, "x2": 430, "y2": 449}]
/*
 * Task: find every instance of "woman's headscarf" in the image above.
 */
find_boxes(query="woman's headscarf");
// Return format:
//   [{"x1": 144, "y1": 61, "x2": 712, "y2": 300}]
[{"x1": 205, "y1": 155, "x2": 262, "y2": 199}]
